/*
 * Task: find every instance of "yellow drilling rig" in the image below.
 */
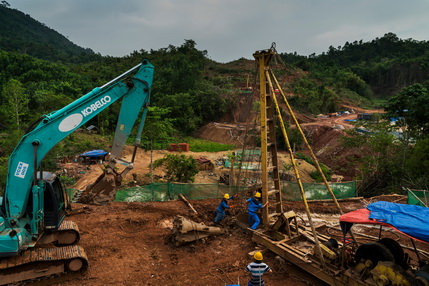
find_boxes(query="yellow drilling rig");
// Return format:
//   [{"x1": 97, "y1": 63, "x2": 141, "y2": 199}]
[{"x1": 248, "y1": 43, "x2": 429, "y2": 286}]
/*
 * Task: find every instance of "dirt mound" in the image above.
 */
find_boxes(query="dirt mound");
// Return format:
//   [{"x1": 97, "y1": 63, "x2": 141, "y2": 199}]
[
  {"x1": 302, "y1": 125, "x2": 364, "y2": 180},
  {"x1": 196, "y1": 122, "x2": 246, "y2": 145}
]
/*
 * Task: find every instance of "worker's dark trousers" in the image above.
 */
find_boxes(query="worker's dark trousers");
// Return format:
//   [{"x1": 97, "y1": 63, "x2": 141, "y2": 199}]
[{"x1": 214, "y1": 211, "x2": 225, "y2": 224}]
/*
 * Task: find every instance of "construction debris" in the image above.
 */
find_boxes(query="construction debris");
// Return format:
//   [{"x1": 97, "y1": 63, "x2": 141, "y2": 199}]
[
  {"x1": 179, "y1": 194, "x2": 198, "y2": 214},
  {"x1": 172, "y1": 216, "x2": 225, "y2": 245}
]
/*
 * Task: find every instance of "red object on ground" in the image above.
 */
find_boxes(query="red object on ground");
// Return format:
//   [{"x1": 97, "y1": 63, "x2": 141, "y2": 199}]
[
  {"x1": 178, "y1": 143, "x2": 189, "y2": 152},
  {"x1": 169, "y1": 144, "x2": 178, "y2": 151}
]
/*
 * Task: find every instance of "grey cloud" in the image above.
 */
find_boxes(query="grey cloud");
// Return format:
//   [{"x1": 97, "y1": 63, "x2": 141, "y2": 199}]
[{"x1": 8, "y1": 0, "x2": 429, "y2": 62}]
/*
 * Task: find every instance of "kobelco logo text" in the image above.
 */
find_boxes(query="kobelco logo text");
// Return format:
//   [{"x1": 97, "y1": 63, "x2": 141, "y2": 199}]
[{"x1": 81, "y1": 96, "x2": 111, "y2": 117}]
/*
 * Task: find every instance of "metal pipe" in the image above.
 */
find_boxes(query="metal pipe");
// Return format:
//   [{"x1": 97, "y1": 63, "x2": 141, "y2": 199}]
[
  {"x1": 131, "y1": 106, "x2": 149, "y2": 163},
  {"x1": 411, "y1": 238, "x2": 421, "y2": 261},
  {"x1": 270, "y1": 71, "x2": 343, "y2": 211},
  {"x1": 407, "y1": 188, "x2": 428, "y2": 207},
  {"x1": 269, "y1": 69, "x2": 359, "y2": 246},
  {"x1": 32, "y1": 142, "x2": 39, "y2": 186},
  {"x1": 256, "y1": 54, "x2": 269, "y2": 226},
  {"x1": 100, "y1": 63, "x2": 142, "y2": 89},
  {"x1": 265, "y1": 69, "x2": 326, "y2": 267}
]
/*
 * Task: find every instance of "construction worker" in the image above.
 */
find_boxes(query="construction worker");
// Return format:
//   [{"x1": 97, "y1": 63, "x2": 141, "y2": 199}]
[
  {"x1": 247, "y1": 192, "x2": 268, "y2": 230},
  {"x1": 245, "y1": 251, "x2": 272, "y2": 286},
  {"x1": 214, "y1": 193, "x2": 236, "y2": 225}
]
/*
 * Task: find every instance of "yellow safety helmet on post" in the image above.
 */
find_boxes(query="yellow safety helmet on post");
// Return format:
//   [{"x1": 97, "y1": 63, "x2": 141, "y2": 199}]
[
  {"x1": 224, "y1": 194, "x2": 230, "y2": 199},
  {"x1": 255, "y1": 192, "x2": 261, "y2": 198},
  {"x1": 254, "y1": 251, "x2": 263, "y2": 261}
]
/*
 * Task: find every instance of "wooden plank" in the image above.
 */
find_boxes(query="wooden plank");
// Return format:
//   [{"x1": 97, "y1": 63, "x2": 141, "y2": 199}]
[
  {"x1": 252, "y1": 230, "x2": 366, "y2": 286},
  {"x1": 178, "y1": 194, "x2": 198, "y2": 214}
]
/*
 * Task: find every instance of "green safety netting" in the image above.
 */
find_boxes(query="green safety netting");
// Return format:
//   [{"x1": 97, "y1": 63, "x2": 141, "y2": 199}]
[
  {"x1": 407, "y1": 189, "x2": 429, "y2": 207},
  {"x1": 115, "y1": 183, "x2": 246, "y2": 202},
  {"x1": 224, "y1": 149, "x2": 261, "y2": 170},
  {"x1": 115, "y1": 181, "x2": 357, "y2": 202},
  {"x1": 282, "y1": 181, "x2": 357, "y2": 201}
]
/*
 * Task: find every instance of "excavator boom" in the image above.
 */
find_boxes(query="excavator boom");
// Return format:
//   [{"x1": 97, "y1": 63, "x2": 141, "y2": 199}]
[{"x1": 0, "y1": 60, "x2": 154, "y2": 284}]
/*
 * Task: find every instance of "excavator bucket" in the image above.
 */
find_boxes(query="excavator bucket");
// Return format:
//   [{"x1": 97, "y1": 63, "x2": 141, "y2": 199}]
[{"x1": 76, "y1": 171, "x2": 122, "y2": 205}]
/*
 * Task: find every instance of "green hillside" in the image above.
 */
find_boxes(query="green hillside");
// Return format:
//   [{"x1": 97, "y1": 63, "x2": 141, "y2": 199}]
[
  {"x1": 0, "y1": 4, "x2": 100, "y2": 63},
  {"x1": 282, "y1": 33, "x2": 429, "y2": 98},
  {"x1": 0, "y1": 3, "x2": 429, "y2": 195}
]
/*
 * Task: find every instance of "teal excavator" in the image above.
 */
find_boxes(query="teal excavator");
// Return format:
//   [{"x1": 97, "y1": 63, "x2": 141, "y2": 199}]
[{"x1": 0, "y1": 60, "x2": 154, "y2": 284}]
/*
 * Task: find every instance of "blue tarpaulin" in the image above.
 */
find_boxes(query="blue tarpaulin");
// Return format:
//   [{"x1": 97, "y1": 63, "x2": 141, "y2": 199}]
[
  {"x1": 340, "y1": 201, "x2": 429, "y2": 243},
  {"x1": 80, "y1": 150, "x2": 108, "y2": 158},
  {"x1": 367, "y1": 201, "x2": 429, "y2": 243}
]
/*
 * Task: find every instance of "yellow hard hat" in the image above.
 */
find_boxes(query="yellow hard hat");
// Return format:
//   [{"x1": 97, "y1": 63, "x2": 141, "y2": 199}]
[
  {"x1": 224, "y1": 194, "x2": 230, "y2": 199},
  {"x1": 254, "y1": 251, "x2": 263, "y2": 261},
  {"x1": 255, "y1": 192, "x2": 261, "y2": 198}
]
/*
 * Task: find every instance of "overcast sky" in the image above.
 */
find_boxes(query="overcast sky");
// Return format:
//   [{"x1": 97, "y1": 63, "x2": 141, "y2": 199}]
[{"x1": 7, "y1": 0, "x2": 429, "y2": 63}]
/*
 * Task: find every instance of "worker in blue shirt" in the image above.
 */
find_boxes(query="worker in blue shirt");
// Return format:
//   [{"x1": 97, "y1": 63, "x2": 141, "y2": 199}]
[
  {"x1": 247, "y1": 192, "x2": 268, "y2": 230},
  {"x1": 214, "y1": 193, "x2": 236, "y2": 225}
]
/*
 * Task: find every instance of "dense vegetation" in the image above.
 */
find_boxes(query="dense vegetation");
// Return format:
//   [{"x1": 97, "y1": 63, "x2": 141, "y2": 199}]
[
  {"x1": 152, "y1": 154, "x2": 199, "y2": 183},
  {"x1": 0, "y1": 4, "x2": 428, "y2": 196},
  {"x1": 355, "y1": 83, "x2": 429, "y2": 195},
  {"x1": 282, "y1": 32, "x2": 429, "y2": 99}
]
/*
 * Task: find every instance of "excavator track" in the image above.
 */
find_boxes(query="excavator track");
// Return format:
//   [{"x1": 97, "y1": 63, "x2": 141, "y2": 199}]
[
  {"x1": 39, "y1": 220, "x2": 81, "y2": 246},
  {"x1": 0, "y1": 245, "x2": 88, "y2": 285}
]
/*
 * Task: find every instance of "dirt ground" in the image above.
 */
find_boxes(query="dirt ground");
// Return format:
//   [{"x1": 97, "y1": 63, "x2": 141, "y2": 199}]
[
  {"x1": 50, "y1": 194, "x2": 429, "y2": 286},
  {"x1": 53, "y1": 148, "x2": 330, "y2": 286},
  {"x1": 62, "y1": 146, "x2": 321, "y2": 191},
  {"x1": 57, "y1": 200, "x2": 326, "y2": 286},
  {"x1": 49, "y1": 105, "x2": 407, "y2": 286}
]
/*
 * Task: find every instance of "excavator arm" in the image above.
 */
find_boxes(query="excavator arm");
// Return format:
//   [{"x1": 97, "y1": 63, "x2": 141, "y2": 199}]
[{"x1": 0, "y1": 60, "x2": 154, "y2": 257}]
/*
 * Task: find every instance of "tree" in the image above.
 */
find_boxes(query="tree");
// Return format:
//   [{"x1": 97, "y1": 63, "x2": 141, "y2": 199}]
[
  {"x1": 1, "y1": 79, "x2": 28, "y2": 129},
  {"x1": 384, "y1": 83, "x2": 429, "y2": 137},
  {"x1": 152, "y1": 154, "x2": 199, "y2": 183},
  {"x1": 32, "y1": 90, "x2": 73, "y2": 114},
  {"x1": 142, "y1": 106, "x2": 176, "y2": 182},
  {"x1": 341, "y1": 121, "x2": 405, "y2": 196},
  {"x1": 142, "y1": 106, "x2": 176, "y2": 150},
  {"x1": 404, "y1": 137, "x2": 429, "y2": 190},
  {"x1": 154, "y1": 92, "x2": 201, "y2": 134}
]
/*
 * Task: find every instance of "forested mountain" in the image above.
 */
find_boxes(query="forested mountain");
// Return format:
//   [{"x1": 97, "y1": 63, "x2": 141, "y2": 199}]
[
  {"x1": 282, "y1": 32, "x2": 429, "y2": 97},
  {"x1": 1, "y1": 4, "x2": 429, "y2": 194},
  {"x1": 0, "y1": 4, "x2": 100, "y2": 63}
]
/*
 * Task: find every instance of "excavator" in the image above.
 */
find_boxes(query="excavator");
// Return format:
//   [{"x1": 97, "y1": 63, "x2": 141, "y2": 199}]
[{"x1": 0, "y1": 60, "x2": 154, "y2": 284}]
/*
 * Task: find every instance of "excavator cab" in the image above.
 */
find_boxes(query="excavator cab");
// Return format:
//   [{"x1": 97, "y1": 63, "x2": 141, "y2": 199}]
[
  {"x1": 41, "y1": 172, "x2": 67, "y2": 229},
  {"x1": 24, "y1": 172, "x2": 67, "y2": 230}
]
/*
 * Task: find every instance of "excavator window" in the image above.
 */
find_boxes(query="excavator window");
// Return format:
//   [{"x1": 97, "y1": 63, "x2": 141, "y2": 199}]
[
  {"x1": 51, "y1": 178, "x2": 65, "y2": 210},
  {"x1": 43, "y1": 177, "x2": 66, "y2": 229},
  {"x1": 0, "y1": 195, "x2": 6, "y2": 217},
  {"x1": 44, "y1": 188, "x2": 54, "y2": 212}
]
